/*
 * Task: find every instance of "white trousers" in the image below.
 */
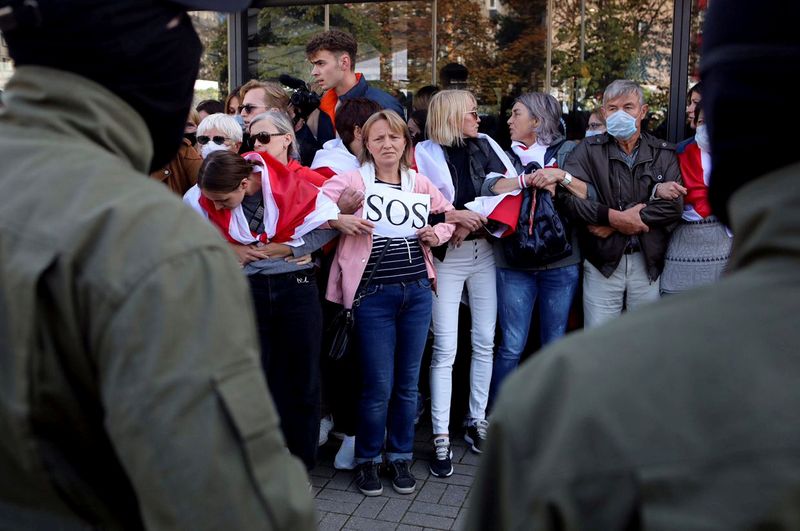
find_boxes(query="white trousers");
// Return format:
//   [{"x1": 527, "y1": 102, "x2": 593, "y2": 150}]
[
  {"x1": 430, "y1": 239, "x2": 496, "y2": 435},
  {"x1": 583, "y1": 253, "x2": 660, "y2": 329}
]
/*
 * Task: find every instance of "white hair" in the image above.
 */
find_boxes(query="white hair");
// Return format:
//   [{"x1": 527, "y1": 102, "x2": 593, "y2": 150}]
[
  {"x1": 197, "y1": 113, "x2": 243, "y2": 143},
  {"x1": 249, "y1": 110, "x2": 300, "y2": 159},
  {"x1": 603, "y1": 80, "x2": 645, "y2": 106}
]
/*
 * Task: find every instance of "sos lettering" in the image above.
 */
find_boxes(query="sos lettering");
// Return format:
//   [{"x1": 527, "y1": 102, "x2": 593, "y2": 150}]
[{"x1": 365, "y1": 195, "x2": 428, "y2": 229}]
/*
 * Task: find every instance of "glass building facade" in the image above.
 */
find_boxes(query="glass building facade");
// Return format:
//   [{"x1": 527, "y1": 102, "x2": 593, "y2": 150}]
[
  {"x1": 1, "y1": 0, "x2": 709, "y2": 143},
  {"x1": 224, "y1": 0, "x2": 710, "y2": 143}
]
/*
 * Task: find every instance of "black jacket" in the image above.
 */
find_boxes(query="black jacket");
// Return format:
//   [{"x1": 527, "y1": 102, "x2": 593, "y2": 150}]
[
  {"x1": 562, "y1": 132, "x2": 683, "y2": 279},
  {"x1": 431, "y1": 136, "x2": 506, "y2": 261}
]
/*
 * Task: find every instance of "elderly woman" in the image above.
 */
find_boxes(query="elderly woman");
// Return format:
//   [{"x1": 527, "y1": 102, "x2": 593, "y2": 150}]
[
  {"x1": 414, "y1": 90, "x2": 517, "y2": 478},
  {"x1": 184, "y1": 148, "x2": 340, "y2": 472},
  {"x1": 196, "y1": 112, "x2": 243, "y2": 159},
  {"x1": 321, "y1": 110, "x2": 455, "y2": 497},
  {"x1": 248, "y1": 110, "x2": 326, "y2": 187},
  {"x1": 484, "y1": 92, "x2": 591, "y2": 406}
]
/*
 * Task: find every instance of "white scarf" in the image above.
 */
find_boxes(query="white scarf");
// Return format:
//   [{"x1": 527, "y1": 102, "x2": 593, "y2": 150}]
[
  {"x1": 310, "y1": 138, "x2": 360, "y2": 175},
  {"x1": 414, "y1": 133, "x2": 517, "y2": 202},
  {"x1": 511, "y1": 140, "x2": 553, "y2": 168},
  {"x1": 359, "y1": 162, "x2": 417, "y2": 192}
]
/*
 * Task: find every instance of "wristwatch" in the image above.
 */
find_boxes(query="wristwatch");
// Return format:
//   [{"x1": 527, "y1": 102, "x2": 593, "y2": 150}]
[{"x1": 560, "y1": 172, "x2": 573, "y2": 187}]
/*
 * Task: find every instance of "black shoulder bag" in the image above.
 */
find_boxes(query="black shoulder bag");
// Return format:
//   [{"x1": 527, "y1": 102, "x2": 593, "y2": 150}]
[
  {"x1": 325, "y1": 239, "x2": 392, "y2": 360},
  {"x1": 501, "y1": 161, "x2": 571, "y2": 267}
]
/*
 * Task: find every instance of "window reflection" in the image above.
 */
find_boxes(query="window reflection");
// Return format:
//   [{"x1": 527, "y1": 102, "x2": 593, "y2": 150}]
[
  {"x1": 189, "y1": 12, "x2": 228, "y2": 102},
  {"x1": 550, "y1": 0, "x2": 674, "y2": 139},
  {"x1": 248, "y1": 0, "x2": 677, "y2": 146}
]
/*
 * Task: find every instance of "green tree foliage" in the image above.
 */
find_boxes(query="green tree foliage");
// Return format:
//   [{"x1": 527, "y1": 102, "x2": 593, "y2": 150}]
[
  {"x1": 550, "y1": 0, "x2": 673, "y2": 117},
  {"x1": 495, "y1": 0, "x2": 548, "y2": 93}
]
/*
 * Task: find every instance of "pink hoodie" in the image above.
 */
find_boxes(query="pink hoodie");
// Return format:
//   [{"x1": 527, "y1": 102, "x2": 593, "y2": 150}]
[{"x1": 321, "y1": 166, "x2": 456, "y2": 308}]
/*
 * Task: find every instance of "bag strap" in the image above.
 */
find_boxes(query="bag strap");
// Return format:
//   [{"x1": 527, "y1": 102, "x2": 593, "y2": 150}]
[
  {"x1": 247, "y1": 198, "x2": 265, "y2": 233},
  {"x1": 352, "y1": 238, "x2": 393, "y2": 308}
]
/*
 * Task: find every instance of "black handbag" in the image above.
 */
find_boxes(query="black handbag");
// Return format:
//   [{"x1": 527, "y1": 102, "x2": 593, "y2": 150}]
[
  {"x1": 502, "y1": 162, "x2": 572, "y2": 267},
  {"x1": 325, "y1": 239, "x2": 392, "y2": 360}
]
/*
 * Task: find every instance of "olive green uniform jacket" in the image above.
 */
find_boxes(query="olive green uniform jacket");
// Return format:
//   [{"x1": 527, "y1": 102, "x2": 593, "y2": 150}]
[
  {"x1": 0, "y1": 67, "x2": 315, "y2": 530},
  {"x1": 465, "y1": 162, "x2": 800, "y2": 530}
]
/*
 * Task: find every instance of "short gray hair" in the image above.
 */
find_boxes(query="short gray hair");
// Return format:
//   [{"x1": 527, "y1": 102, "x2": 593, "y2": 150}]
[
  {"x1": 515, "y1": 92, "x2": 563, "y2": 145},
  {"x1": 197, "y1": 113, "x2": 243, "y2": 143},
  {"x1": 603, "y1": 80, "x2": 645, "y2": 106},
  {"x1": 249, "y1": 110, "x2": 299, "y2": 159}
]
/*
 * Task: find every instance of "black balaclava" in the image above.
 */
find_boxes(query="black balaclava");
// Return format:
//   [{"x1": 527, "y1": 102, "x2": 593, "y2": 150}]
[
  {"x1": 4, "y1": 1, "x2": 202, "y2": 172},
  {"x1": 701, "y1": 0, "x2": 800, "y2": 225}
]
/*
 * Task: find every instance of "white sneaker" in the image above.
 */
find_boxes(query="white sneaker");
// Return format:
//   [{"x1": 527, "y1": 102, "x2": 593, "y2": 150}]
[
  {"x1": 319, "y1": 415, "x2": 334, "y2": 447},
  {"x1": 334, "y1": 436, "x2": 356, "y2": 470}
]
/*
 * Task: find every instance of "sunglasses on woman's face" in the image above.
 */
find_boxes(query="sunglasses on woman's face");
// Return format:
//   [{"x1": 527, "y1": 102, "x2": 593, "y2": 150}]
[
  {"x1": 196, "y1": 135, "x2": 229, "y2": 145},
  {"x1": 250, "y1": 132, "x2": 285, "y2": 146}
]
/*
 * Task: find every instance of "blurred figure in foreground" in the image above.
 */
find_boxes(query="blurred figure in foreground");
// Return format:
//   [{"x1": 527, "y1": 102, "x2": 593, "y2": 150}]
[{"x1": 0, "y1": 1, "x2": 315, "y2": 529}]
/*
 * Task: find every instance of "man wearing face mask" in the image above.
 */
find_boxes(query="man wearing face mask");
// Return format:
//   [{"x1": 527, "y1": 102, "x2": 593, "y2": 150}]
[
  {"x1": 558, "y1": 79, "x2": 683, "y2": 327},
  {"x1": 0, "y1": 1, "x2": 315, "y2": 529}
]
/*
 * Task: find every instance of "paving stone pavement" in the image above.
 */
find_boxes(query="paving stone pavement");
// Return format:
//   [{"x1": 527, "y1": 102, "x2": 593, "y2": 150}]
[{"x1": 312, "y1": 420, "x2": 478, "y2": 531}]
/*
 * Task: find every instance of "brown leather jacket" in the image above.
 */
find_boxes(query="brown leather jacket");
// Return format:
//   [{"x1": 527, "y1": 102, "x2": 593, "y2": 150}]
[
  {"x1": 149, "y1": 138, "x2": 202, "y2": 196},
  {"x1": 562, "y1": 132, "x2": 683, "y2": 280}
]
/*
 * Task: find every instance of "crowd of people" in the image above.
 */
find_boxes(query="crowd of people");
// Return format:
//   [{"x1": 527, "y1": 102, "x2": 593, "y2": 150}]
[
  {"x1": 146, "y1": 28, "x2": 731, "y2": 498},
  {"x1": 4, "y1": 0, "x2": 799, "y2": 528}
]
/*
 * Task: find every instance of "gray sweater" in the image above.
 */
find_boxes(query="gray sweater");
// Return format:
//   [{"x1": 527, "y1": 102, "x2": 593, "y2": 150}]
[{"x1": 243, "y1": 229, "x2": 338, "y2": 276}]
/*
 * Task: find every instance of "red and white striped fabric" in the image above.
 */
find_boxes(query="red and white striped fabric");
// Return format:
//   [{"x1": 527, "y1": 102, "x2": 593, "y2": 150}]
[
  {"x1": 466, "y1": 141, "x2": 561, "y2": 237},
  {"x1": 511, "y1": 140, "x2": 557, "y2": 168},
  {"x1": 414, "y1": 134, "x2": 526, "y2": 238},
  {"x1": 184, "y1": 151, "x2": 339, "y2": 246},
  {"x1": 310, "y1": 138, "x2": 360, "y2": 176}
]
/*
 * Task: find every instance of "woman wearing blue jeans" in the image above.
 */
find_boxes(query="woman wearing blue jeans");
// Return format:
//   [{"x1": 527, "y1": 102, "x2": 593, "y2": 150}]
[
  {"x1": 321, "y1": 110, "x2": 455, "y2": 496},
  {"x1": 483, "y1": 92, "x2": 592, "y2": 405}
]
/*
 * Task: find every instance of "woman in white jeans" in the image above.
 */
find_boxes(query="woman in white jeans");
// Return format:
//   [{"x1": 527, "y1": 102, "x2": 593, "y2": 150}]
[{"x1": 415, "y1": 90, "x2": 517, "y2": 477}]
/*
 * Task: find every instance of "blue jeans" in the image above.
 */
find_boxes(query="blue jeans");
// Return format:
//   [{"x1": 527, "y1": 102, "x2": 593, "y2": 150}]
[
  {"x1": 489, "y1": 265, "x2": 579, "y2": 404},
  {"x1": 353, "y1": 279, "x2": 432, "y2": 464}
]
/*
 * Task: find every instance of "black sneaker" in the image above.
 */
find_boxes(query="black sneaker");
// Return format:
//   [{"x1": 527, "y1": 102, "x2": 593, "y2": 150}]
[
  {"x1": 387, "y1": 460, "x2": 416, "y2": 494},
  {"x1": 428, "y1": 437, "x2": 454, "y2": 478},
  {"x1": 354, "y1": 462, "x2": 383, "y2": 496},
  {"x1": 464, "y1": 419, "x2": 489, "y2": 454}
]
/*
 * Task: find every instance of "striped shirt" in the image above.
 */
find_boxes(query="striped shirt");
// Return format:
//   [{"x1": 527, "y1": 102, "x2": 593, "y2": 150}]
[{"x1": 360, "y1": 181, "x2": 429, "y2": 286}]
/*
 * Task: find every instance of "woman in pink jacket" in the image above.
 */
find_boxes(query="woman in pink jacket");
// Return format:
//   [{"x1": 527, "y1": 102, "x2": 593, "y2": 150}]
[{"x1": 322, "y1": 110, "x2": 455, "y2": 497}]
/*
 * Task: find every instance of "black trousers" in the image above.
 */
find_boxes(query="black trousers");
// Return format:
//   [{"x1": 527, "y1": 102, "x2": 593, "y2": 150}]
[{"x1": 248, "y1": 270, "x2": 322, "y2": 471}]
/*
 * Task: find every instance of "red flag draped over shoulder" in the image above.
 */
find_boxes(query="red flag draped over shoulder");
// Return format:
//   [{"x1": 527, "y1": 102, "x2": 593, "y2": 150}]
[
  {"x1": 678, "y1": 142, "x2": 712, "y2": 218},
  {"x1": 184, "y1": 152, "x2": 339, "y2": 245},
  {"x1": 242, "y1": 151, "x2": 339, "y2": 243}
]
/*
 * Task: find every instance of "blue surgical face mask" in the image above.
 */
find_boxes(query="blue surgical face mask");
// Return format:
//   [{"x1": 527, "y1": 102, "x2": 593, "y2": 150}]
[
  {"x1": 694, "y1": 124, "x2": 711, "y2": 153},
  {"x1": 606, "y1": 110, "x2": 638, "y2": 141},
  {"x1": 585, "y1": 129, "x2": 604, "y2": 137}
]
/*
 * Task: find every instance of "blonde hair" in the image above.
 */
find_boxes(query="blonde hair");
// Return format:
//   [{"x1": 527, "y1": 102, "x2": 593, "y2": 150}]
[
  {"x1": 426, "y1": 89, "x2": 476, "y2": 147},
  {"x1": 187, "y1": 109, "x2": 201, "y2": 127},
  {"x1": 249, "y1": 110, "x2": 300, "y2": 159},
  {"x1": 359, "y1": 110, "x2": 414, "y2": 169},
  {"x1": 240, "y1": 80, "x2": 290, "y2": 111}
]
